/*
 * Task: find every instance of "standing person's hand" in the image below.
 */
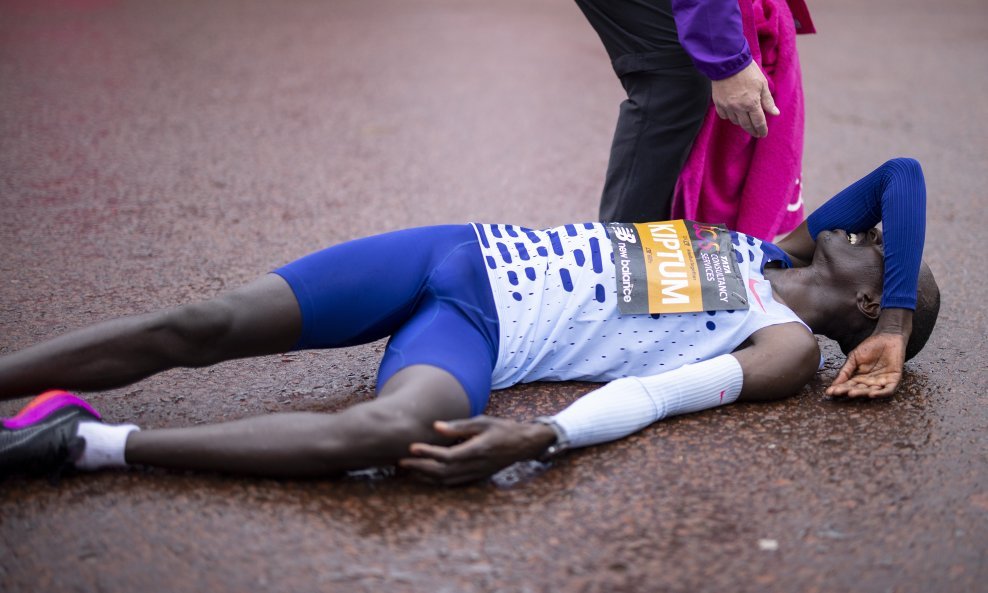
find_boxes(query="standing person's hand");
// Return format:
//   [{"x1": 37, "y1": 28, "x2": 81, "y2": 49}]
[{"x1": 711, "y1": 60, "x2": 779, "y2": 138}]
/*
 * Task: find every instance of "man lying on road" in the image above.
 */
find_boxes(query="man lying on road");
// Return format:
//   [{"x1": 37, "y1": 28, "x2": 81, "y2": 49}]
[{"x1": 0, "y1": 159, "x2": 938, "y2": 484}]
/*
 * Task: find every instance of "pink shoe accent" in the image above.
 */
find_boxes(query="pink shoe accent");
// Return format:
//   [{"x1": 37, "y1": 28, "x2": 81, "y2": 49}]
[{"x1": 2, "y1": 390, "x2": 101, "y2": 429}]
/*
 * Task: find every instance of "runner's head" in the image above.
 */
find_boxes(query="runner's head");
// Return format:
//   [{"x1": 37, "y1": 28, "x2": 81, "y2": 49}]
[
  {"x1": 834, "y1": 261, "x2": 939, "y2": 361},
  {"x1": 816, "y1": 228, "x2": 940, "y2": 360}
]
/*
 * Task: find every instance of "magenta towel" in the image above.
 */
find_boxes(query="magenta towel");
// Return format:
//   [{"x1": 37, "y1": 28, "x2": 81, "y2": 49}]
[{"x1": 672, "y1": 0, "x2": 805, "y2": 240}]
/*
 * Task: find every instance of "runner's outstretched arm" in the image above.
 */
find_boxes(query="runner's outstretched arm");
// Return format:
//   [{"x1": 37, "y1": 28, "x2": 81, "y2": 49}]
[{"x1": 401, "y1": 322, "x2": 819, "y2": 485}]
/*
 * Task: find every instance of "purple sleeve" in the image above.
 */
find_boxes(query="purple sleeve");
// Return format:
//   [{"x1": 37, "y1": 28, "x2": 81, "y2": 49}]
[
  {"x1": 806, "y1": 159, "x2": 927, "y2": 310},
  {"x1": 671, "y1": 0, "x2": 751, "y2": 80}
]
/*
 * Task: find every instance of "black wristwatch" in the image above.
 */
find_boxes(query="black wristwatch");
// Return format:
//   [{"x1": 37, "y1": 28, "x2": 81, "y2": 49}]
[{"x1": 534, "y1": 416, "x2": 570, "y2": 461}]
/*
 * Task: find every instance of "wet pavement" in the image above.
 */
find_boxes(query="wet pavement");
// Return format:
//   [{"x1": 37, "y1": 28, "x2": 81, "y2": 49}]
[{"x1": 1, "y1": 0, "x2": 985, "y2": 591}]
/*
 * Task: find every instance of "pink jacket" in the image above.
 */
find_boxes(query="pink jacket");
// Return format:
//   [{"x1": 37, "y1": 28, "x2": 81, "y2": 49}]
[{"x1": 672, "y1": 0, "x2": 808, "y2": 240}]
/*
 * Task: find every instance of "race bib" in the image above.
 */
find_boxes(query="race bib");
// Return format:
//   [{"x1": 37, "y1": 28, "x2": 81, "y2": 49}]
[{"x1": 607, "y1": 220, "x2": 749, "y2": 314}]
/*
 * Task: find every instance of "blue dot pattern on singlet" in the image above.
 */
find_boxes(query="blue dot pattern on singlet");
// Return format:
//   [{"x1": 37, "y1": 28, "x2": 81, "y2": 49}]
[
  {"x1": 476, "y1": 223, "x2": 609, "y2": 308},
  {"x1": 471, "y1": 223, "x2": 807, "y2": 390}
]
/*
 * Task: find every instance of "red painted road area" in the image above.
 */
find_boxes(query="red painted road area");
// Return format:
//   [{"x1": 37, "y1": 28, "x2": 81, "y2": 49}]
[{"x1": 1, "y1": 1, "x2": 986, "y2": 591}]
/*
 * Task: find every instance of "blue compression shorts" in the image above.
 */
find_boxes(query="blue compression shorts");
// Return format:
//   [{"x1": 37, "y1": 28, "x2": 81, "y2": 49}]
[{"x1": 272, "y1": 225, "x2": 499, "y2": 415}]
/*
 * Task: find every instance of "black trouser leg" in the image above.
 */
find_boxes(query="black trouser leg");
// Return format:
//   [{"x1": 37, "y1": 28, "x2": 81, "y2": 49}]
[
  {"x1": 598, "y1": 66, "x2": 710, "y2": 222},
  {"x1": 575, "y1": 0, "x2": 712, "y2": 222}
]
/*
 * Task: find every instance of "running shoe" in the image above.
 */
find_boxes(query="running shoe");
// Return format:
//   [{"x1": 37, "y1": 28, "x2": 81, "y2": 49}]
[{"x1": 0, "y1": 390, "x2": 101, "y2": 476}]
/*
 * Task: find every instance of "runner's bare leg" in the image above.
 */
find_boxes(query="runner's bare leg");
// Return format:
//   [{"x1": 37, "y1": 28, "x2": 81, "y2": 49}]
[
  {"x1": 123, "y1": 365, "x2": 471, "y2": 477},
  {"x1": 0, "y1": 274, "x2": 301, "y2": 401}
]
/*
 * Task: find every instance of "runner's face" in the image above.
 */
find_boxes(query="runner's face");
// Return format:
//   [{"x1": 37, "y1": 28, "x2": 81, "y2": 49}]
[{"x1": 816, "y1": 227, "x2": 885, "y2": 283}]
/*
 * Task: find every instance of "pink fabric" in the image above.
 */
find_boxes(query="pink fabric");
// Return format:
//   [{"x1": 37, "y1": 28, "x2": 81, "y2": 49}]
[{"x1": 672, "y1": 0, "x2": 805, "y2": 241}]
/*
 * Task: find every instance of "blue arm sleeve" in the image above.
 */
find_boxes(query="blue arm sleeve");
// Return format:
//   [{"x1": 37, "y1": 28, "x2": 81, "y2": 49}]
[{"x1": 806, "y1": 158, "x2": 927, "y2": 310}]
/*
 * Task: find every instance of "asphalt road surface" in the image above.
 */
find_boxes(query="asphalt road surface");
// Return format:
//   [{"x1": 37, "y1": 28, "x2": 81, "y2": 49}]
[{"x1": 1, "y1": 1, "x2": 985, "y2": 592}]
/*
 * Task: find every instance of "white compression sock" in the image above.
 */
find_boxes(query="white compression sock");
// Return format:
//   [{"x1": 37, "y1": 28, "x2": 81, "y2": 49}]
[{"x1": 74, "y1": 421, "x2": 140, "y2": 471}]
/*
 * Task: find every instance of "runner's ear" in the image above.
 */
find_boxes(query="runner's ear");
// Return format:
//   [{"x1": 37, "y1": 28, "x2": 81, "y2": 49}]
[{"x1": 855, "y1": 290, "x2": 881, "y2": 320}]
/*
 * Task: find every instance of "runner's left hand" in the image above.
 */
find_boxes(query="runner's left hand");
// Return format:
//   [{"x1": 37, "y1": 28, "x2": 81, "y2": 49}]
[{"x1": 826, "y1": 332, "x2": 907, "y2": 398}]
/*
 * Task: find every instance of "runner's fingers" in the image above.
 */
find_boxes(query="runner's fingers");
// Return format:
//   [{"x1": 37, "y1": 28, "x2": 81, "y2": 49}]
[
  {"x1": 846, "y1": 386, "x2": 878, "y2": 398},
  {"x1": 409, "y1": 433, "x2": 494, "y2": 462},
  {"x1": 832, "y1": 359, "x2": 859, "y2": 384},
  {"x1": 828, "y1": 380, "x2": 881, "y2": 397},
  {"x1": 432, "y1": 417, "x2": 494, "y2": 439},
  {"x1": 398, "y1": 457, "x2": 443, "y2": 479},
  {"x1": 399, "y1": 457, "x2": 463, "y2": 481},
  {"x1": 407, "y1": 442, "x2": 455, "y2": 461},
  {"x1": 398, "y1": 457, "x2": 489, "y2": 485},
  {"x1": 839, "y1": 380, "x2": 895, "y2": 398},
  {"x1": 867, "y1": 384, "x2": 897, "y2": 398},
  {"x1": 828, "y1": 366, "x2": 898, "y2": 396}
]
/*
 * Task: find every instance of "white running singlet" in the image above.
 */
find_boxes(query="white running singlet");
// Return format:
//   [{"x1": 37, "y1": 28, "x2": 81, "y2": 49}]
[{"x1": 471, "y1": 222, "x2": 809, "y2": 390}]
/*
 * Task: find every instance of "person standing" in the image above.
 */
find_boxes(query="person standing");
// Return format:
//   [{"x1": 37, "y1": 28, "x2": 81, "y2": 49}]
[{"x1": 576, "y1": 0, "x2": 797, "y2": 223}]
